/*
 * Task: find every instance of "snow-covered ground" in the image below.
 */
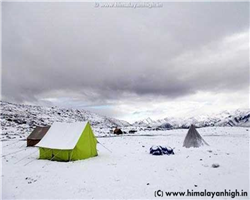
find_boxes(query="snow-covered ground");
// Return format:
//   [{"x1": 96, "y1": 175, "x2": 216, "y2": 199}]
[{"x1": 2, "y1": 127, "x2": 249, "y2": 199}]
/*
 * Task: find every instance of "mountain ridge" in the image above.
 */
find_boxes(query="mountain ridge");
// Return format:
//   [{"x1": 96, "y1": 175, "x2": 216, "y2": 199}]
[
  {"x1": 133, "y1": 109, "x2": 250, "y2": 128},
  {"x1": 1, "y1": 101, "x2": 249, "y2": 140}
]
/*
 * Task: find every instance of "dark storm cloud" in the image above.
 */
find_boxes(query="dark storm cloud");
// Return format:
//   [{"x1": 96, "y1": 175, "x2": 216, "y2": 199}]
[{"x1": 2, "y1": 2, "x2": 249, "y2": 104}]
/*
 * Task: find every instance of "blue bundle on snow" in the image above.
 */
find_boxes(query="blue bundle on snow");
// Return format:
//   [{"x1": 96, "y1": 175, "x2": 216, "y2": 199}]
[{"x1": 150, "y1": 145, "x2": 174, "y2": 156}]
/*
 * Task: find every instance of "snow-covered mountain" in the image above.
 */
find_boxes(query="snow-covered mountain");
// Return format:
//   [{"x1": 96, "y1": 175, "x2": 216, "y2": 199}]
[
  {"x1": 133, "y1": 117, "x2": 156, "y2": 127},
  {"x1": 133, "y1": 109, "x2": 250, "y2": 128},
  {"x1": 0, "y1": 101, "x2": 131, "y2": 140},
  {"x1": 1, "y1": 101, "x2": 249, "y2": 140}
]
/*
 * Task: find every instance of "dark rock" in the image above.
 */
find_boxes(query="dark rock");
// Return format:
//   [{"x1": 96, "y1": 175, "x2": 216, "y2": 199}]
[
  {"x1": 212, "y1": 163, "x2": 220, "y2": 168},
  {"x1": 129, "y1": 130, "x2": 137, "y2": 133}
]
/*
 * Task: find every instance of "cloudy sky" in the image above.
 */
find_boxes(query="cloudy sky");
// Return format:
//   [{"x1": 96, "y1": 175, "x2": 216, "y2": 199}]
[{"x1": 2, "y1": 2, "x2": 249, "y2": 122}]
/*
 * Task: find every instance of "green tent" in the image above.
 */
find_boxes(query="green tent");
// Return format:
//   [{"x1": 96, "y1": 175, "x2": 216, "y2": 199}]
[{"x1": 36, "y1": 121, "x2": 98, "y2": 161}]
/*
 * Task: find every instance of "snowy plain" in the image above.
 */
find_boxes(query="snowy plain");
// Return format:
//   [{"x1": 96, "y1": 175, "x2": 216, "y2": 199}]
[{"x1": 2, "y1": 127, "x2": 249, "y2": 199}]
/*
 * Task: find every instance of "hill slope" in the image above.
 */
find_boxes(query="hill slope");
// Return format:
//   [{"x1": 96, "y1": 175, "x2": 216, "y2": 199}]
[{"x1": 0, "y1": 101, "x2": 130, "y2": 140}]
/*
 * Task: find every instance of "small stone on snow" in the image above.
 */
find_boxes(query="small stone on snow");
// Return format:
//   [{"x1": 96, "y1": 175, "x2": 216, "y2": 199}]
[{"x1": 212, "y1": 163, "x2": 220, "y2": 168}]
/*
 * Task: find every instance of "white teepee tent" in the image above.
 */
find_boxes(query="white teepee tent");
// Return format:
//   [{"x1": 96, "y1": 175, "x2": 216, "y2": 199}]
[{"x1": 183, "y1": 124, "x2": 208, "y2": 148}]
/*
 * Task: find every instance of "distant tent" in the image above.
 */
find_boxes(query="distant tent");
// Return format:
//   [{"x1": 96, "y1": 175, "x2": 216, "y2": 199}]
[
  {"x1": 183, "y1": 124, "x2": 208, "y2": 148},
  {"x1": 27, "y1": 126, "x2": 50, "y2": 147},
  {"x1": 114, "y1": 128, "x2": 123, "y2": 135},
  {"x1": 36, "y1": 122, "x2": 98, "y2": 161}
]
